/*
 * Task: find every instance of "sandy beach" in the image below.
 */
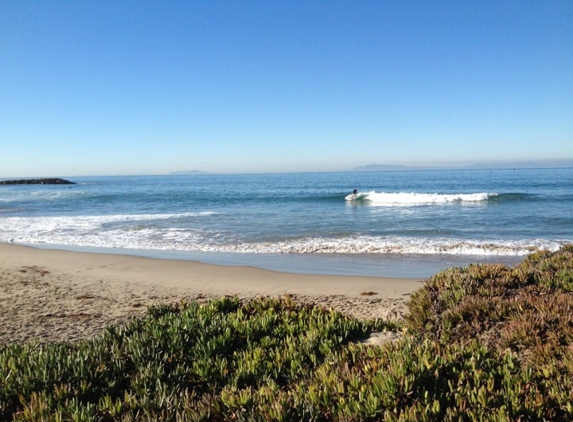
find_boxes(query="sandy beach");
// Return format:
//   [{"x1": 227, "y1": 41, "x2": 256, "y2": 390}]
[{"x1": 0, "y1": 243, "x2": 423, "y2": 344}]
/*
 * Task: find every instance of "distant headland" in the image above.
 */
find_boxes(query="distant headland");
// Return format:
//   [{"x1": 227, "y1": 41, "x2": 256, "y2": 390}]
[
  {"x1": 0, "y1": 178, "x2": 75, "y2": 185},
  {"x1": 170, "y1": 170, "x2": 207, "y2": 175},
  {"x1": 349, "y1": 159, "x2": 573, "y2": 172}
]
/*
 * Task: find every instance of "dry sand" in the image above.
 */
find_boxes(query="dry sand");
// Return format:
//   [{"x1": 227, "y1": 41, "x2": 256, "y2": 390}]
[{"x1": 0, "y1": 243, "x2": 424, "y2": 345}]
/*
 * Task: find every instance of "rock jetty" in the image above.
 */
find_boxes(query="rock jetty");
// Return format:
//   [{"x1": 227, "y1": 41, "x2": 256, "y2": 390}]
[{"x1": 0, "y1": 178, "x2": 75, "y2": 185}]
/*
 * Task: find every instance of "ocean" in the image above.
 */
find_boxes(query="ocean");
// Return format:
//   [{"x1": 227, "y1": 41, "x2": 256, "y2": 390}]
[{"x1": 1, "y1": 168, "x2": 572, "y2": 278}]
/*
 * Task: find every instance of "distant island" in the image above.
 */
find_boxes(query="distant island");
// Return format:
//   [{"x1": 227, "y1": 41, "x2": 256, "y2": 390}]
[
  {"x1": 170, "y1": 170, "x2": 207, "y2": 175},
  {"x1": 0, "y1": 178, "x2": 75, "y2": 185},
  {"x1": 350, "y1": 164, "x2": 410, "y2": 172}
]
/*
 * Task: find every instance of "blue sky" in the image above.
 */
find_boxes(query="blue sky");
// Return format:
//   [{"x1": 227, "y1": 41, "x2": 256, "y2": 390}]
[{"x1": 1, "y1": 1, "x2": 572, "y2": 177}]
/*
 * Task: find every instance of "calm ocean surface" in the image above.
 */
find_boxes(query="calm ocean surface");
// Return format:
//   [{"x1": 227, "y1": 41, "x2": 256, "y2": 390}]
[{"x1": 1, "y1": 168, "x2": 572, "y2": 278}]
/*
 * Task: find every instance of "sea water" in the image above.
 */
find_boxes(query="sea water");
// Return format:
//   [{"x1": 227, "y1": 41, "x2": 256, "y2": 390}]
[{"x1": 1, "y1": 168, "x2": 572, "y2": 277}]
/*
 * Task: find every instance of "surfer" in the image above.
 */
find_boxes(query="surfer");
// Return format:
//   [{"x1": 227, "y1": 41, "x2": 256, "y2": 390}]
[{"x1": 345, "y1": 189, "x2": 359, "y2": 201}]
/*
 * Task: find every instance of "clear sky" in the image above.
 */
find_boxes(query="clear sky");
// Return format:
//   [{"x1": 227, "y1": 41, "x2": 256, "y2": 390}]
[{"x1": 1, "y1": 1, "x2": 572, "y2": 177}]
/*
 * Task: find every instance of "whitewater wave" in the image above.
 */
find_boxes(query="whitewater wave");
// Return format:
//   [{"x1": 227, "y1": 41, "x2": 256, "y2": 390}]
[
  {"x1": 1, "y1": 210, "x2": 569, "y2": 257},
  {"x1": 347, "y1": 191, "x2": 495, "y2": 205},
  {"x1": 211, "y1": 237, "x2": 565, "y2": 256},
  {"x1": 1, "y1": 218, "x2": 567, "y2": 258},
  {"x1": 0, "y1": 212, "x2": 219, "y2": 240}
]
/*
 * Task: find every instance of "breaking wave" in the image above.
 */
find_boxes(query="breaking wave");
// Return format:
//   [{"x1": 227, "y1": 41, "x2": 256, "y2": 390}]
[
  {"x1": 347, "y1": 191, "x2": 495, "y2": 205},
  {"x1": 1, "y1": 213, "x2": 567, "y2": 258},
  {"x1": 207, "y1": 237, "x2": 566, "y2": 256}
]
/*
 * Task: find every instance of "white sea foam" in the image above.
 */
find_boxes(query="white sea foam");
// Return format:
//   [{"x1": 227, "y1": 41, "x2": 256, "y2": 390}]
[
  {"x1": 0, "y1": 212, "x2": 218, "y2": 246},
  {"x1": 212, "y1": 237, "x2": 564, "y2": 256},
  {"x1": 1, "y1": 213, "x2": 566, "y2": 257},
  {"x1": 0, "y1": 208, "x2": 569, "y2": 258},
  {"x1": 353, "y1": 191, "x2": 494, "y2": 205}
]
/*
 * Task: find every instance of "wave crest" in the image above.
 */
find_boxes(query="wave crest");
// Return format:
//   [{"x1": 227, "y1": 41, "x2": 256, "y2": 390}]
[{"x1": 349, "y1": 191, "x2": 494, "y2": 205}]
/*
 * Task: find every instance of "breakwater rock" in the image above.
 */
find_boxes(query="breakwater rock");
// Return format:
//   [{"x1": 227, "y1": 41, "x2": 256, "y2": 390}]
[{"x1": 0, "y1": 178, "x2": 76, "y2": 185}]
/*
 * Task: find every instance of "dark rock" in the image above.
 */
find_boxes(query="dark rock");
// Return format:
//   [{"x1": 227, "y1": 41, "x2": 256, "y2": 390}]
[{"x1": 0, "y1": 178, "x2": 76, "y2": 185}]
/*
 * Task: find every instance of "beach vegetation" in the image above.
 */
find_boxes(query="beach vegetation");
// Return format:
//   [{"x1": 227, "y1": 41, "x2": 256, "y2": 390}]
[{"x1": 1, "y1": 246, "x2": 572, "y2": 421}]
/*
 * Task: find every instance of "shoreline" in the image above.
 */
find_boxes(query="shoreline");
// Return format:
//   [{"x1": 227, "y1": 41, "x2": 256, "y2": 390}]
[
  {"x1": 0, "y1": 243, "x2": 423, "y2": 344},
  {"x1": 23, "y1": 242, "x2": 525, "y2": 279}
]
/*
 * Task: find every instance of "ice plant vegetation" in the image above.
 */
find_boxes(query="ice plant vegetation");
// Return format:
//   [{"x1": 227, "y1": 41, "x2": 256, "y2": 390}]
[{"x1": 1, "y1": 246, "x2": 572, "y2": 421}]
